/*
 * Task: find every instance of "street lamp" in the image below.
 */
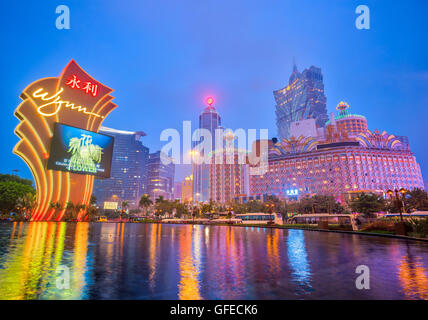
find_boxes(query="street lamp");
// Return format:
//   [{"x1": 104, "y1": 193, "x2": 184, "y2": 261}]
[
  {"x1": 386, "y1": 188, "x2": 408, "y2": 222},
  {"x1": 189, "y1": 150, "x2": 199, "y2": 205}
]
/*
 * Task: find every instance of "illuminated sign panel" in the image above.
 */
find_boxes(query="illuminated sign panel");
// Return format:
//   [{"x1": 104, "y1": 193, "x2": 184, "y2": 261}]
[
  {"x1": 286, "y1": 188, "x2": 299, "y2": 196},
  {"x1": 47, "y1": 123, "x2": 114, "y2": 178},
  {"x1": 13, "y1": 60, "x2": 117, "y2": 221},
  {"x1": 103, "y1": 202, "x2": 118, "y2": 210}
]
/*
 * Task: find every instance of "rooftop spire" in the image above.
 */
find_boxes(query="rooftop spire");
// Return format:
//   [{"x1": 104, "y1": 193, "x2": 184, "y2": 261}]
[{"x1": 292, "y1": 56, "x2": 298, "y2": 72}]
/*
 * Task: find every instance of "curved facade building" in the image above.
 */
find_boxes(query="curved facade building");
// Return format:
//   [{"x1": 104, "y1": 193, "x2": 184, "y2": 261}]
[
  {"x1": 250, "y1": 143, "x2": 424, "y2": 203},
  {"x1": 254, "y1": 103, "x2": 424, "y2": 203}
]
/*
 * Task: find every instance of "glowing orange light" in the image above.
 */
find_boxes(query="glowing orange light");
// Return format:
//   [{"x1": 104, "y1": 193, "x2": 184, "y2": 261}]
[{"x1": 206, "y1": 97, "x2": 214, "y2": 106}]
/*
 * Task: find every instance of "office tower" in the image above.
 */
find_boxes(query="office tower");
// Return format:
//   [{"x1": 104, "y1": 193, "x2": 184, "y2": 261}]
[
  {"x1": 274, "y1": 63, "x2": 328, "y2": 140},
  {"x1": 93, "y1": 126, "x2": 149, "y2": 208},
  {"x1": 194, "y1": 97, "x2": 222, "y2": 202},
  {"x1": 146, "y1": 151, "x2": 175, "y2": 201}
]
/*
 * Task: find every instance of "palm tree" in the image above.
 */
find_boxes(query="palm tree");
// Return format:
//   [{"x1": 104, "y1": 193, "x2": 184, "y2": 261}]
[
  {"x1": 83, "y1": 204, "x2": 98, "y2": 221},
  {"x1": 16, "y1": 193, "x2": 36, "y2": 220},
  {"x1": 121, "y1": 200, "x2": 129, "y2": 220},
  {"x1": 74, "y1": 204, "x2": 86, "y2": 221},
  {"x1": 155, "y1": 196, "x2": 165, "y2": 203},
  {"x1": 139, "y1": 194, "x2": 153, "y2": 217},
  {"x1": 49, "y1": 201, "x2": 63, "y2": 221},
  {"x1": 64, "y1": 201, "x2": 74, "y2": 221}
]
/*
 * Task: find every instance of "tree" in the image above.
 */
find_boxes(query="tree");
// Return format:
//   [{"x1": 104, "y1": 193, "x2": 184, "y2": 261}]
[
  {"x1": 73, "y1": 204, "x2": 86, "y2": 221},
  {"x1": 173, "y1": 201, "x2": 188, "y2": 218},
  {"x1": 139, "y1": 194, "x2": 153, "y2": 216},
  {"x1": 121, "y1": 200, "x2": 129, "y2": 219},
  {"x1": 311, "y1": 195, "x2": 344, "y2": 214},
  {"x1": 16, "y1": 192, "x2": 37, "y2": 220},
  {"x1": 0, "y1": 181, "x2": 35, "y2": 215},
  {"x1": 49, "y1": 201, "x2": 63, "y2": 220},
  {"x1": 64, "y1": 201, "x2": 75, "y2": 221},
  {"x1": 0, "y1": 174, "x2": 33, "y2": 187},
  {"x1": 84, "y1": 204, "x2": 98, "y2": 221},
  {"x1": 154, "y1": 197, "x2": 174, "y2": 217},
  {"x1": 90, "y1": 195, "x2": 97, "y2": 206},
  {"x1": 246, "y1": 200, "x2": 265, "y2": 213},
  {"x1": 349, "y1": 192, "x2": 385, "y2": 217},
  {"x1": 405, "y1": 188, "x2": 428, "y2": 211}
]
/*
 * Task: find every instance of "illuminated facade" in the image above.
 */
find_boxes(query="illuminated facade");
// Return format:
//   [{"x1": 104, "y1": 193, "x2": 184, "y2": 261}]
[
  {"x1": 146, "y1": 151, "x2": 175, "y2": 200},
  {"x1": 208, "y1": 131, "x2": 250, "y2": 203},
  {"x1": 274, "y1": 64, "x2": 328, "y2": 140},
  {"x1": 92, "y1": 126, "x2": 149, "y2": 208},
  {"x1": 252, "y1": 103, "x2": 424, "y2": 203},
  {"x1": 194, "y1": 97, "x2": 222, "y2": 202},
  {"x1": 13, "y1": 60, "x2": 117, "y2": 221},
  {"x1": 181, "y1": 175, "x2": 193, "y2": 203},
  {"x1": 325, "y1": 101, "x2": 368, "y2": 139}
]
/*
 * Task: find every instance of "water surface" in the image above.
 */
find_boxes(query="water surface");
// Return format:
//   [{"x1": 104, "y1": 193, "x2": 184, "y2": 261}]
[{"x1": 0, "y1": 222, "x2": 427, "y2": 299}]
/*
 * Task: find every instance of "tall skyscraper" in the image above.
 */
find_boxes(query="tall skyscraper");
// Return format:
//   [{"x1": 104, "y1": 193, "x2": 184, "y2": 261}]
[
  {"x1": 93, "y1": 126, "x2": 149, "y2": 208},
  {"x1": 146, "y1": 151, "x2": 175, "y2": 201},
  {"x1": 194, "y1": 97, "x2": 222, "y2": 202},
  {"x1": 274, "y1": 63, "x2": 328, "y2": 140}
]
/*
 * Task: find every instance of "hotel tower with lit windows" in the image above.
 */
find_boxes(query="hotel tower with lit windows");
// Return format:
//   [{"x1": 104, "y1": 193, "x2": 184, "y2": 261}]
[{"x1": 250, "y1": 102, "x2": 424, "y2": 203}]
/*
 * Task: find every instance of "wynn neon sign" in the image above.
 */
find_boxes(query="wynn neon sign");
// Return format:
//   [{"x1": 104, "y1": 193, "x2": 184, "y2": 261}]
[{"x1": 32, "y1": 87, "x2": 104, "y2": 118}]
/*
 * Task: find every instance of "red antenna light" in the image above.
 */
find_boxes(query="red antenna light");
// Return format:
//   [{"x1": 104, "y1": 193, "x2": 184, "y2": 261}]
[{"x1": 206, "y1": 97, "x2": 214, "y2": 106}]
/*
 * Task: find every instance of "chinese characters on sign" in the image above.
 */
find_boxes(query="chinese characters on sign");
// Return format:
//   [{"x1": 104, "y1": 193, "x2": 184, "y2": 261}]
[{"x1": 66, "y1": 74, "x2": 98, "y2": 97}]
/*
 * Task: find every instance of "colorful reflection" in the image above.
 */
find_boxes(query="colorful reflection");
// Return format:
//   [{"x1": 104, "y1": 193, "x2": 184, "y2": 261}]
[
  {"x1": 286, "y1": 229, "x2": 313, "y2": 294},
  {"x1": 178, "y1": 225, "x2": 202, "y2": 300},
  {"x1": 398, "y1": 254, "x2": 428, "y2": 300},
  {"x1": 0, "y1": 223, "x2": 427, "y2": 299}
]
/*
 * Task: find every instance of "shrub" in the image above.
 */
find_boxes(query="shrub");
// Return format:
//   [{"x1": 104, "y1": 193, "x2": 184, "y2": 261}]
[
  {"x1": 360, "y1": 220, "x2": 395, "y2": 232},
  {"x1": 406, "y1": 218, "x2": 428, "y2": 238}
]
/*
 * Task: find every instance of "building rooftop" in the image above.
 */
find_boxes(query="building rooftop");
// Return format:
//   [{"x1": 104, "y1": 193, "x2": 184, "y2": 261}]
[{"x1": 99, "y1": 126, "x2": 146, "y2": 138}]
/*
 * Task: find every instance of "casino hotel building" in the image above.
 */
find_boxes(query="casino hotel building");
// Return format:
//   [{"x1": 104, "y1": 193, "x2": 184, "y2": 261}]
[{"x1": 249, "y1": 102, "x2": 424, "y2": 203}]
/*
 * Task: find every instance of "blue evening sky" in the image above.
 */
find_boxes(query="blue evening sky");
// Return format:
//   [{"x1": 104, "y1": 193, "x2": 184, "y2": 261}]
[{"x1": 0, "y1": 1, "x2": 427, "y2": 182}]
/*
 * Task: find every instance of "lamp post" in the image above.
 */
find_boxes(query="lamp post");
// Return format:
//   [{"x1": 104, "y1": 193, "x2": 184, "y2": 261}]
[
  {"x1": 226, "y1": 207, "x2": 233, "y2": 223},
  {"x1": 189, "y1": 150, "x2": 198, "y2": 207},
  {"x1": 265, "y1": 203, "x2": 275, "y2": 224},
  {"x1": 386, "y1": 188, "x2": 408, "y2": 222}
]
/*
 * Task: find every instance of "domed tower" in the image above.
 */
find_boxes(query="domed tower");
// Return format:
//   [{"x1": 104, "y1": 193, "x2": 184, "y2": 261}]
[{"x1": 326, "y1": 101, "x2": 368, "y2": 138}]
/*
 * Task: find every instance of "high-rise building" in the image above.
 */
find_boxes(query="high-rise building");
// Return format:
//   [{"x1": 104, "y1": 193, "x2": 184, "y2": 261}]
[
  {"x1": 173, "y1": 181, "x2": 182, "y2": 201},
  {"x1": 182, "y1": 175, "x2": 193, "y2": 203},
  {"x1": 208, "y1": 131, "x2": 250, "y2": 203},
  {"x1": 194, "y1": 97, "x2": 222, "y2": 202},
  {"x1": 146, "y1": 151, "x2": 175, "y2": 201},
  {"x1": 274, "y1": 64, "x2": 328, "y2": 140},
  {"x1": 93, "y1": 126, "x2": 149, "y2": 209}
]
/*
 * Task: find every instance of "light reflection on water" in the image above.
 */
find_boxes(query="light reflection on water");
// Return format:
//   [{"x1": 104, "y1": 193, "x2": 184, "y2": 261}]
[{"x1": 0, "y1": 222, "x2": 427, "y2": 300}]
